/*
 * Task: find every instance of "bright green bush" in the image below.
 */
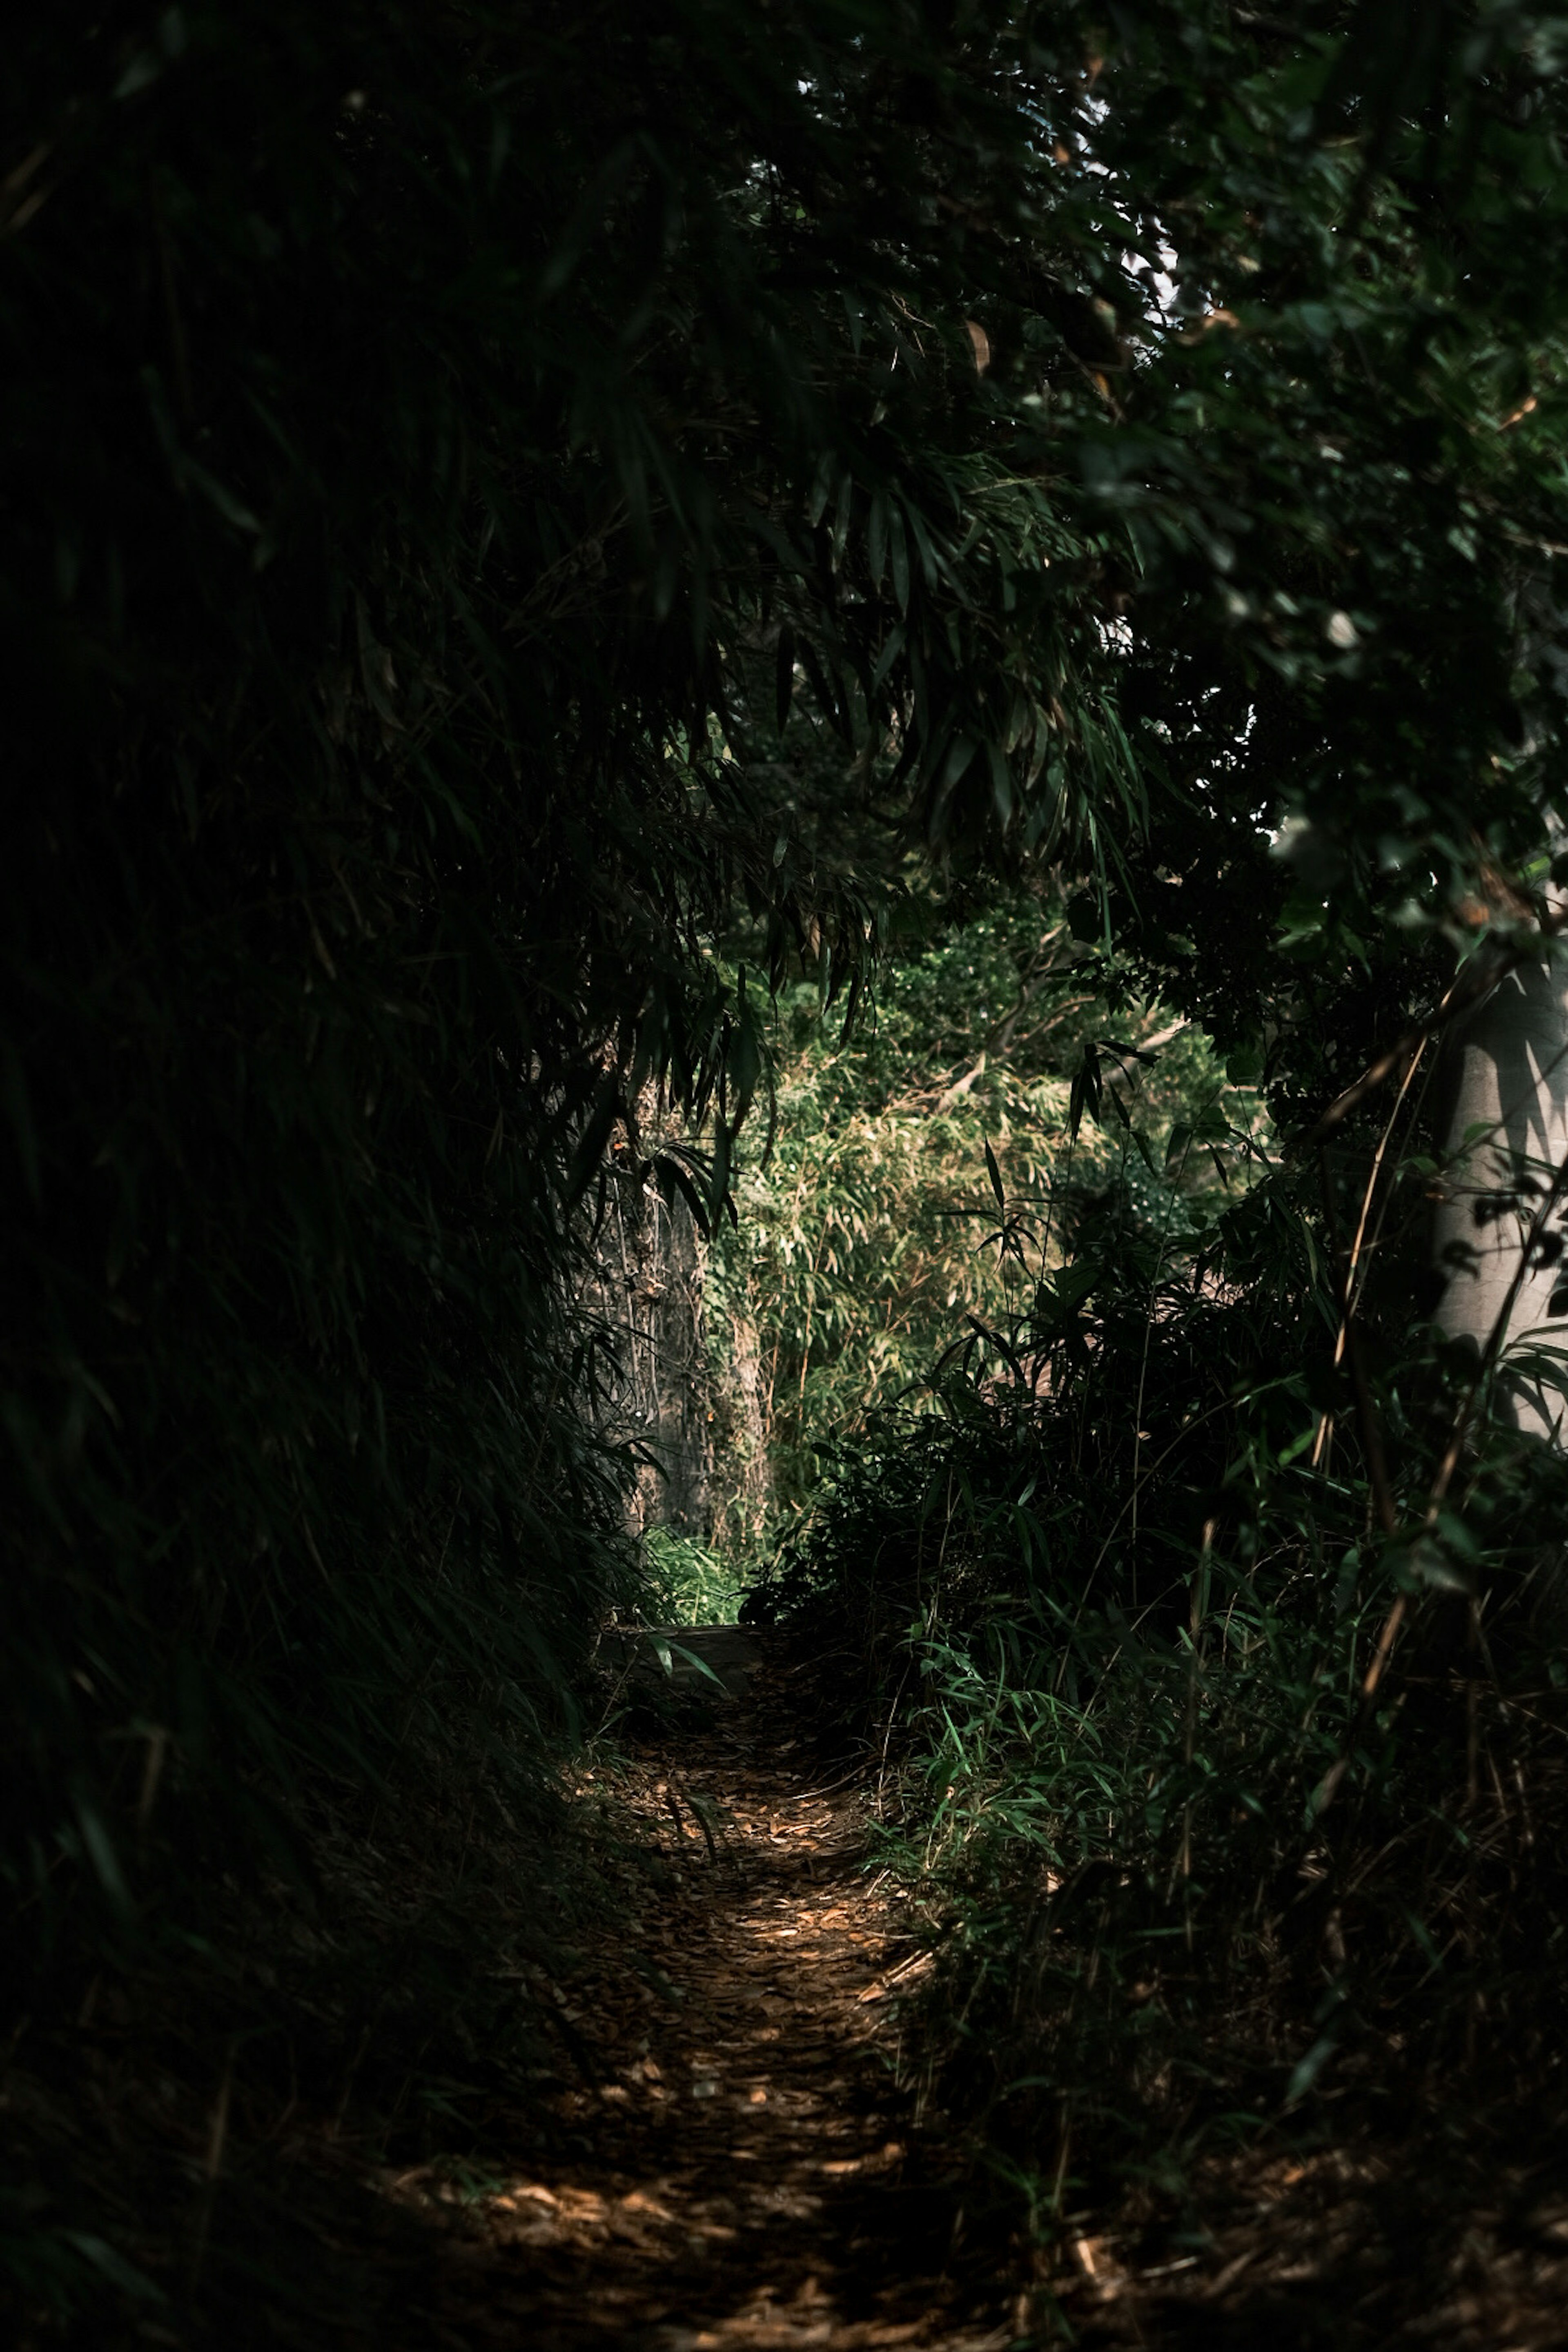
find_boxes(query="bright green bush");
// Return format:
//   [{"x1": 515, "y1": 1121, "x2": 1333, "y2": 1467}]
[
  {"x1": 643, "y1": 1528, "x2": 747, "y2": 1627},
  {"x1": 756, "y1": 1062, "x2": 1568, "y2": 2257},
  {"x1": 715, "y1": 894, "x2": 1268, "y2": 1548}
]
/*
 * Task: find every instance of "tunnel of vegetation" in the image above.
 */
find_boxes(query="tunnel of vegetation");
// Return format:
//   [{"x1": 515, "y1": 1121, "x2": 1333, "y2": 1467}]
[{"x1": 7, "y1": 0, "x2": 1568, "y2": 2336}]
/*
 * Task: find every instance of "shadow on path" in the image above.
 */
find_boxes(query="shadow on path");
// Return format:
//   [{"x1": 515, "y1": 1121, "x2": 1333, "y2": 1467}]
[{"x1": 370, "y1": 1628, "x2": 1014, "y2": 2350}]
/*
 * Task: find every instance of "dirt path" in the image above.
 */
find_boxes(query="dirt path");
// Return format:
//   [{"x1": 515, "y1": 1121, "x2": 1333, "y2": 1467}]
[
  {"x1": 24, "y1": 1629, "x2": 1568, "y2": 2347},
  {"x1": 335, "y1": 1628, "x2": 1568, "y2": 2352},
  {"x1": 398, "y1": 1631, "x2": 1015, "y2": 2352}
]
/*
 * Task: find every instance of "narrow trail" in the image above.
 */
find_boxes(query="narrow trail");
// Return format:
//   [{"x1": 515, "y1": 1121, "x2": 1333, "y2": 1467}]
[
  {"x1": 26, "y1": 1628, "x2": 1568, "y2": 2347},
  {"x1": 403, "y1": 1629, "x2": 1015, "y2": 2352},
  {"x1": 357, "y1": 1626, "x2": 1568, "y2": 2352}
]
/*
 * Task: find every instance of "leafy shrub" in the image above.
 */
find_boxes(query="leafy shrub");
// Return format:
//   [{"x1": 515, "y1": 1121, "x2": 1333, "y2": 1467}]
[
  {"x1": 2, "y1": 0, "x2": 1134, "y2": 1998},
  {"x1": 717, "y1": 898, "x2": 1263, "y2": 1564},
  {"x1": 756, "y1": 1106, "x2": 1568, "y2": 2251},
  {"x1": 642, "y1": 1528, "x2": 747, "y2": 1627}
]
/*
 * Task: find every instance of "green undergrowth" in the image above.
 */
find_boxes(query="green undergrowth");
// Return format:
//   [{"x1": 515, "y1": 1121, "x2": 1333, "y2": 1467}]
[
  {"x1": 893, "y1": 1553, "x2": 1568, "y2": 2219},
  {"x1": 710, "y1": 898, "x2": 1260, "y2": 1567},
  {"x1": 747, "y1": 1123, "x2": 1568, "y2": 2311},
  {"x1": 642, "y1": 1528, "x2": 747, "y2": 1627}
]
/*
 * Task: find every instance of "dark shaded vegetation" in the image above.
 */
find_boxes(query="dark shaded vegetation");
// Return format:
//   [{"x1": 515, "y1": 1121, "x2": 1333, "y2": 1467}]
[
  {"x1": 9, "y1": 0, "x2": 1568, "y2": 2341},
  {"x1": 749, "y1": 1107, "x2": 1568, "y2": 2331}
]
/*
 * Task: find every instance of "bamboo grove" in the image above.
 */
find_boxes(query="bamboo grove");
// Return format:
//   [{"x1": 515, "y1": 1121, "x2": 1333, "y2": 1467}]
[{"x1": 9, "y1": 0, "x2": 1568, "y2": 2324}]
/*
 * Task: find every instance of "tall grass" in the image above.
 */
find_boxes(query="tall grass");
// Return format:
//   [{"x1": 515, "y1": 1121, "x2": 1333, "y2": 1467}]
[
  {"x1": 750, "y1": 1079, "x2": 1568, "y2": 2266},
  {"x1": 643, "y1": 1528, "x2": 748, "y2": 1626}
]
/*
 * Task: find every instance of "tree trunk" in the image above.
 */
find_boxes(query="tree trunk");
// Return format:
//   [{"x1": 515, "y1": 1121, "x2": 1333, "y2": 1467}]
[
  {"x1": 603, "y1": 1168, "x2": 715, "y2": 1539},
  {"x1": 1434, "y1": 957, "x2": 1568, "y2": 1440},
  {"x1": 585, "y1": 1148, "x2": 771, "y2": 1547}
]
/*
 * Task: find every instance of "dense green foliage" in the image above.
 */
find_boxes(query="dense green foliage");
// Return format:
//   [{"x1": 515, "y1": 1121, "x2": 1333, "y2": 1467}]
[
  {"x1": 2, "y1": 0, "x2": 1150, "y2": 1978},
  {"x1": 715, "y1": 896, "x2": 1262, "y2": 1536},
  {"x1": 757, "y1": 1077, "x2": 1568, "y2": 2263},
  {"x1": 719, "y1": 0, "x2": 1568, "y2": 2271},
  {"x1": 11, "y1": 0, "x2": 1568, "y2": 2328}
]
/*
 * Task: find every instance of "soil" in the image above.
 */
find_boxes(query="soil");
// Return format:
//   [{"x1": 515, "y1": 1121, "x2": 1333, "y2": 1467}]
[
  {"x1": 18, "y1": 1631, "x2": 1568, "y2": 2349},
  {"x1": 381, "y1": 1627, "x2": 1018, "y2": 2350}
]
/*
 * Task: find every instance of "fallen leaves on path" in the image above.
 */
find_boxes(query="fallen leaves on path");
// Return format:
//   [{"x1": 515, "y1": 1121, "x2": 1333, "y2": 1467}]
[
  {"x1": 382, "y1": 1635, "x2": 1015, "y2": 2350},
  {"x1": 18, "y1": 1630, "x2": 1568, "y2": 2347}
]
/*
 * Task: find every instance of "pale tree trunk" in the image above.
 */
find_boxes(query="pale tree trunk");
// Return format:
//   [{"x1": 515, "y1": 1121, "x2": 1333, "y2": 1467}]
[{"x1": 1434, "y1": 954, "x2": 1568, "y2": 1440}]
